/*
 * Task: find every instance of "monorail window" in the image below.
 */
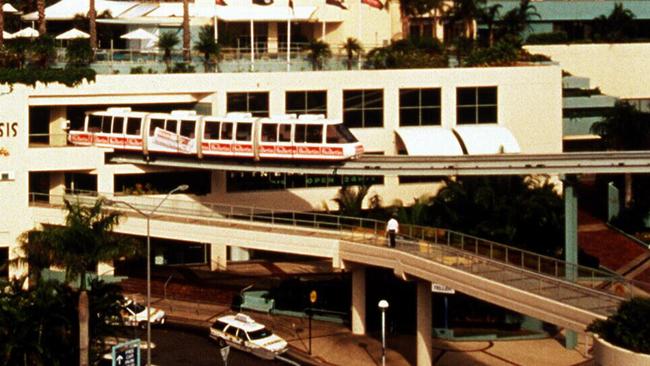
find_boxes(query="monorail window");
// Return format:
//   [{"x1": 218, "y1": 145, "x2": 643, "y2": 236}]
[
  {"x1": 101, "y1": 117, "x2": 112, "y2": 133},
  {"x1": 150, "y1": 119, "x2": 165, "y2": 136},
  {"x1": 126, "y1": 118, "x2": 141, "y2": 135},
  {"x1": 295, "y1": 125, "x2": 306, "y2": 143},
  {"x1": 236, "y1": 122, "x2": 252, "y2": 141},
  {"x1": 88, "y1": 115, "x2": 102, "y2": 132},
  {"x1": 165, "y1": 120, "x2": 178, "y2": 133},
  {"x1": 279, "y1": 124, "x2": 292, "y2": 142},
  {"x1": 112, "y1": 117, "x2": 124, "y2": 134},
  {"x1": 261, "y1": 124, "x2": 277, "y2": 142},
  {"x1": 326, "y1": 125, "x2": 358, "y2": 143},
  {"x1": 306, "y1": 125, "x2": 323, "y2": 143},
  {"x1": 221, "y1": 122, "x2": 233, "y2": 140},
  {"x1": 180, "y1": 120, "x2": 195, "y2": 138},
  {"x1": 204, "y1": 121, "x2": 219, "y2": 140}
]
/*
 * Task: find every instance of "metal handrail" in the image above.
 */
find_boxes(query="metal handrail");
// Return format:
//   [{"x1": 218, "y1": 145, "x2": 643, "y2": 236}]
[{"x1": 29, "y1": 191, "x2": 640, "y2": 303}]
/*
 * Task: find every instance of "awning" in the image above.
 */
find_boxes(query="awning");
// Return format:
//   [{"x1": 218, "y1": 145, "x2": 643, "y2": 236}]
[
  {"x1": 214, "y1": 5, "x2": 317, "y2": 21},
  {"x1": 56, "y1": 28, "x2": 90, "y2": 40},
  {"x1": 395, "y1": 127, "x2": 464, "y2": 156},
  {"x1": 22, "y1": 0, "x2": 138, "y2": 21},
  {"x1": 453, "y1": 125, "x2": 521, "y2": 154},
  {"x1": 2, "y1": 3, "x2": 19, "y2": 13},
  {"x1": 13, "y1": 27, "x2": 39, "y2": 38}
]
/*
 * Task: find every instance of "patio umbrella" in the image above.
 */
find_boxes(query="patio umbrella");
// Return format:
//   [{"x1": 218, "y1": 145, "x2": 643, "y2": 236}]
[
  {"x1": 12, "y1": 27, "x2": 39, "y2": 38},
  {"x1": 2, "y1": 31, "x2": 14, "y2": 40},
  {"x1": 120, "y1": 28, "x2": 157, "y2": 41},
  {"x1": 2, "y1": 3, "x2": 19, "y2": 13},
  {"x1": 56, "y1": 28, "x2": 90, "y2": 40}
]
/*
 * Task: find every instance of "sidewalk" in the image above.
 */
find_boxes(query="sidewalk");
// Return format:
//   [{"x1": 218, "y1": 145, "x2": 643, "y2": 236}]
[{"x1": 129, "y1": 294, "x2": 594, "y2": 366}]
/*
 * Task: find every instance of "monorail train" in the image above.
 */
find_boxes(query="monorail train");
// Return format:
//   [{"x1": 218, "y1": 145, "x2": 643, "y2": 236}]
[{"x1": 68, "y1": 108, "x2": 364, "y2": 161}]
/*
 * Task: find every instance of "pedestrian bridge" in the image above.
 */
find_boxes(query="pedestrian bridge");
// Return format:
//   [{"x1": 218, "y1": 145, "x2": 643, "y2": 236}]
[{"x1": 29, "y1": 193, "x2": 641, "y2": 333}]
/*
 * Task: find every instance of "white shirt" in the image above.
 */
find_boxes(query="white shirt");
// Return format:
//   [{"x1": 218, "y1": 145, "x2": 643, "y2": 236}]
[{"x1": 387, "y1": 218, "x2": 399, "y2": 233}]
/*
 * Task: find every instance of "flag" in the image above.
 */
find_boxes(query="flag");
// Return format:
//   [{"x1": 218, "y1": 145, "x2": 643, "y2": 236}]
[
  {"x1": 326, "y1": 0, "x2": 347, "y2": 9},
  {"x1": 253, "y1": 0, "x2": 274, "y2": 5},
  {"x1": 362, "y1": 0, "x2": 383, "y2": 9},
  {"x1": 288, "y1": 0, "x2": 294, "y2": 12},
  {"x1": 216, "y1": 0, "x2": 227, "y2": 5}
]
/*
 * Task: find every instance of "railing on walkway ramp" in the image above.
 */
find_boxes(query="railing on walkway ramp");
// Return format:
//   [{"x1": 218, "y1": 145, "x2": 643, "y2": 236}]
[{"x1": 30, "y1": 191, "x2": 643, "y2": 317}]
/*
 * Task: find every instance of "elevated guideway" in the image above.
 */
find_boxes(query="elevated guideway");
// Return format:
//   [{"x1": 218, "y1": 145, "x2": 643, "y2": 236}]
[
  {"x1": 108, "y1": 150, "x2": 650, "y2": 176},
  {"x1": 28, "y1": 193, "x2": 641, "y2": 332}
]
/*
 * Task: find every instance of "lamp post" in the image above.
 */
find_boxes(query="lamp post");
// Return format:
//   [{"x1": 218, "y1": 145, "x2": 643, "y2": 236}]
[
  {"x1": 378, "y1": 299, "x2": 389, "y2": 366},
  {"x1": 108, "y1": 184, "x2": 189, "y2": 366}
]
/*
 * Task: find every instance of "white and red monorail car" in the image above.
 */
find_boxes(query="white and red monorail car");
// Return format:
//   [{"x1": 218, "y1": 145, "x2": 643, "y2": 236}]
[{"x1": 68, "y1": 108, "x2": 364, "y2": 161}]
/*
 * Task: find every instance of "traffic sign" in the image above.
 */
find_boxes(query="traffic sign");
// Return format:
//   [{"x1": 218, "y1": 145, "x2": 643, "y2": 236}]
[
  {"x1": 220, "y1": 345, "x2": 230, "y2": 365},
  {"x1": 310, "y1": 290, "x2": 317, "y2": 304},
  {"x1": 112, "y1": 339, "x2": 140, "y2": 366},
  {"x1": 431, "y1": 283, "x2": 455, "y2": 294}
]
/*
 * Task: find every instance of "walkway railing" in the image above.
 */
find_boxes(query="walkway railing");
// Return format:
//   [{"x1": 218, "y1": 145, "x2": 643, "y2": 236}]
[{"x1": 29, "y1": 191, "x2": 640, "y2": 315}]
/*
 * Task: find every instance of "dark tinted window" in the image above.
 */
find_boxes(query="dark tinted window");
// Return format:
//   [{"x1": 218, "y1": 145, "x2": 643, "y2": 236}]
[
  {"x1": 211, "y1": 320, "x2": 229, "y2": 331},
  {"x1": 225, "y1": 326, "x2": 239, "y2": 337},
  {"x1": 286, "y1": 91, "x2": 327, "y2": 115},
  {"x1": 221, "y1": 122, "x2": 233, "y2": 140},
  {"x1": 261, "y1": 124, "x2": 277, "y2": 142},
  {"x1": 306, "y1": 125, "x2": 323, "y2": 143},
  {"x1": 180, "y1": 120, "x2": 195, "y2": 137},
  {"x1": 343, "y1": 90, "x2": 383, "y2": 128},
  {"x1": 279, "y1": 125, "x2": 292, "y2": 142},
  {"x1": 236, "y1": 122, "x2": 252, "y2": 141},
  {"x1": 88, "y1": 115, "x2": 102, "y2": 132},
  {"x1": 126, "y1": 118, "x2": 142, "y2": 135},
  {"x1": 165, "y1": 120, "x2": 178, "y2": 133},
  {"x1": 399, "y1": 88, "x2": 441, "y2": 126},
  {"x1": 457, "y1": 87, "x2": 497, "y2": 124},
  {"x1": 112, "y1": 117, "x2": 124, "y2": 133},
  {"x1": 101, "y1": 117, "x2": 111, "y2": 133},
  {"x1": 227, "y1": 92, "x2": 269, "y2": 117},
  {"x1": 204, "y1": 121, "x2": 220, "y2": 140},
  {"x1": 149, "y1": 119, "x2": 165, "y2": 136}
]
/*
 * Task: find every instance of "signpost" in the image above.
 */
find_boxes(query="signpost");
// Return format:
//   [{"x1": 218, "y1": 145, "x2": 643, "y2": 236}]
[
  {"x1": 308, "y1": 290, "x2": 317, "y2": 355},
  {"x1": 220, "y1": 345, "x2": 230, "y2": 366},
  {"x1": 112, "y1": 339, "x2": 141, "y2": 366}
]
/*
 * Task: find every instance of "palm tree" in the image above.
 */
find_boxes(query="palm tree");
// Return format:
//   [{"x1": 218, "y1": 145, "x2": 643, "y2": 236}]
[
  {"x1": 37, "y1": 0, "x2": 46, "y2": 35},
  {"x1": 0, "y1": 0, "x2": 5, "y2": 48},
  {"x1": 398, "y1": 0, "x2": 445, "y2": 38},
  {"x1": 445, "y1": 0, "x2": 486, "y2": 39},
  {"x1": 182, "y1": 0, "x2": 191, "y2": 62},
  {"x1": 342, "y1": 37, "x2": 363, "y2": 70},
  {"x1": 306, "y1": 40, "x2": 331, "y2": 70},
  {"x1": 479, "y1": 3, "x2": 501, "y2": 46},
  {"x1": 157, "y1": 31, "x2": 180, "y2": 72},
  {"x1": 333, "y1": 184, "x2": 371, "y2": 217},
  {"x1": 194, "y1": 25, "x2": 221, "y2": 72},
  {"x1": 498, "y1": 0, "x2": 540, "y2": 40},
  {"x1": 21, "y1": 198, "x2": 138, "y2": 366},
  {"x1": 592, "y1": 4, "x2": 636, "y2": 41},
  {"x1": 89, "y1": 0, "x2": 97, "y2": 50}
]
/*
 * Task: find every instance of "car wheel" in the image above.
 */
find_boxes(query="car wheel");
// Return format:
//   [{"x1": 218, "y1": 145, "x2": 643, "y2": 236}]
[{"x1": 218, "y1": 338, "x2": 226, "y2": 347}]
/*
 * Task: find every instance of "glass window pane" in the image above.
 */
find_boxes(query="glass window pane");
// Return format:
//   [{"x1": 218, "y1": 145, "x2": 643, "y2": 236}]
[
  {"x1": 126, "y1": 118, "x2": 141, "y2": 135},
  {"x1": 400, "y1": 109, "x2": 419, "y2": 126},
  {"x1": 306, "y1": 125, "x2": 323, "y2": 143},
  {"x1": 180, "y1": 120, "x2": 195, "y2": 137},
  {"x1": 204, "y1": 121, "x2": 219, "y2": 139},
  {"x1": 261, "y1": 124, "x2": 277, "y2": 142},
  {"x1": 295, "y1": 125, "x2": 306, "y2": 143},
  {"x1": 457, "y1": 106, "x2": 476, "y2": 124},
  {"x1": 101, "y1": 117, "x2": 112, "y2": 133},
  {"x1": 421, "y1": 89, "x2": 441, "y2": 107},
  {"x1": 364, "y1": 109, "x2": 383, "y2": 127},
  {"x1": 344, "y1": 110, "x2": 363, "y2": 128},
  {"x1": 221, "y1": 122, "x2": 233, "y2": 140},
  {"x1": 88, "y1": 115, "x2": 102, "y2": 132},
  {"x1": 421, "y1": 107, "x2": 441, "y2": 125},
  {"x1": 165, "y1": 120, "x2": 177, "y2": 133},
  {"x1": 364, "y1": 90, "x2": 383, "y2": 108},
  {"x1": 227, "y1": 93, "x2": 247, "y2": 112},
  {"x1": 149, "y1": 119, "x2": 164, "y2": 136},
  {"x1": 399, "y1": 89, "x2": 419, "y2": 107},
  {"x1": 478, "y1": 87, "x2": 497, "y2": 104},
  {"x1": 457, "y1": 88, "x2": 476, "y2": 105},
  {"x1": 112, "y1": 117, "x2": 124, "y2": 133},
  {"x1": 478, "y1": 106, "x2": 497, "y2": 123},
  {"x1": 343, "y1": 91, "x2": 363, "y2": 109},
  {"x1": 236, "y1": 123, "x2": 252, "y2": 141},
  {"x1": 307, "y1": 91, "x2": 327, "y2": 112},
  {"x1": 286, "y1": 91, "x2": 304, "y2": 112},
  {"x1": 279, "y1": 124, "x2": 292, "y2": 142},
  {"x1": 249, "y1": 93, "x2": 269, "y2": 115}
]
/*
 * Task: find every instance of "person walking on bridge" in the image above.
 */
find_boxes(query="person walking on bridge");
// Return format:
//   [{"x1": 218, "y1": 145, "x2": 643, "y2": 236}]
[{"x1": 386, "y1": 215, "x2": 399, "y2": 248}]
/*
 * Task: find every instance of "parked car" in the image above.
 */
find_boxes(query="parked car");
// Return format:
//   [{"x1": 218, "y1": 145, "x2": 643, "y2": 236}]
[
  {"x1": 111, "y1": 297, "x2": 166, "y2": 329},
  {"x1": 209, "y1": 313, "x2": 288, "y2": 359}
]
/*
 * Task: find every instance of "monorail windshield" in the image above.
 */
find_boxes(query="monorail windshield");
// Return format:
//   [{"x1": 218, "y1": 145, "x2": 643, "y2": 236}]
[{"x1": 327, "y1": 125, "x2": 358, "y2": 143}]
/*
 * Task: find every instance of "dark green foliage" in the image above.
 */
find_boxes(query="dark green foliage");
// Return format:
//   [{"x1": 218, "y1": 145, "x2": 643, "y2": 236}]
[
  {"x1": 0, "y1": 67, "x2": 96, "y2": 89},
  {"x1": 65, "y1": 39, "x2": 94, "y2": 67},
  {"x1": 193, "y1": 25, "x2": 222, "y2": 72},
  {"x1": 87, "y1": 279, "x2": 124, "y2": 363},
  {"x1": 591, "y1": 3, "x2": 637, "y2": 42},
  {"x1": 30, "y1": 35, "x2": 57, "y2": 69},
  {"x1": 157, "y1": 31, "x2": 180, "y2": 71},
  {"x1": 334, "y1": 185, "x2": 371, "y2": 217},
  {"x1": 365, "y1": 39, "x2": 447, "y2": 69},
  {"x1": 171, "y1": 62, "x2": 195, "y2": 73},
  {"x1": 342, "y1": 37, "x2": 363, "y2": 70},
  {"x1": 591, "y1": 101, "x2": 650, "y2": 150},
  {"x1": 464, "y1": 39, "x2": 520, "y2": 66},
  {"x1": 497, "y1": 0, "x2": 540, "y2": 39},
  {"x1": 525, "y1": 31, "x2": 569, "y2": 45},
  {"x1": 129, "y1": 66, "x2": 156, "y2": 74},
  {"x1": 588, "y1": 297, "x2": 650, "y2": 354},
  {"x1": 400, "y1": 0, "x2": 444, "y2": 17},
  {"x1": 305, "y1": 40, "x2": 332, "y2": 71}
]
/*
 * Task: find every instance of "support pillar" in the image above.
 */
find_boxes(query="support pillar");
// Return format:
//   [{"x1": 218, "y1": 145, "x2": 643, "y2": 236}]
[
  {"x1": 230, "y1": 246, "x2": 250, "y2": 261},
  {"x1": 416, "y1": 281, "x2": 432, "y2": 366},
  {"x1": 96, "y1": 169, "x2": 114, "y2": 195},
  {"x1": 49, "y1": 172, "x2": 65, "y2": 205},
  {"x1": 49, "y1": 106, "x2": 68, "y2": 147},
  {"x1": 351, "y1": 267, "x2": 366, "y2": 335},
  {"x1": 267, "y1": 22, "x2": 278, "y2": 54},
  {"x1": 210, "y1": 242, "x2": 227, "y2": 271},
  {"x1": 564, "y1": 177, "x2": 578, "y2": 349}
]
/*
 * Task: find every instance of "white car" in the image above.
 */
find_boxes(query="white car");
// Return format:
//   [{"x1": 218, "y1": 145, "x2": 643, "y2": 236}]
[
  {"x1": 117, "y1": 298, "x2": 166, "y2": 329},
  {"x1": 209, "y1": 313, "x2": 288, "y2": 360}
]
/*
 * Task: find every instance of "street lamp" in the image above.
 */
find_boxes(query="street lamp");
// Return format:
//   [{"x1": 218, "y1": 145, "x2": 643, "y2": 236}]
[
  {"x1": 107, "y1": 184, "x2": 189, "y2": 366},
  {"x1": 378, "y1": 299, "x2": 389, "y2": 366}
]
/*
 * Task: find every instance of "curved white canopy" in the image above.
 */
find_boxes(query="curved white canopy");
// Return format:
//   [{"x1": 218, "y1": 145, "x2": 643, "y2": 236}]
[
  {"x1": 453, "y1": 125, "x2": 521, "y2": 154},
  {"x1": 2, "y1": 3, "x2": 19, "y2": 13},
  {"x1": 121, "y1": 28, "x2": 158, "y2": 40},
  {"x1": 395, "y1": 127, "x2": 464, "y2": 156},
  {"x1": 12, "y1": 27, "x2": 39, "y2": 38},
  {"x1": 56, "y1": 28, "x2": 90, "y2": 40}
]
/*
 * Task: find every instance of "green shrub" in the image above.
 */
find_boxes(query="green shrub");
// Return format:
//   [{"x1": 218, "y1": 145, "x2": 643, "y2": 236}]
[
  {"x1": 587, "y1": 297, "x2": 650, "y2": 354},
  {"x1": 464, "y1": 41, "x2": 520, "y2": 67},
  {"x1": 66, "y1": 39, "x2": 93, "y2": 67},
  {"x1": 525, "y1": 31, "x2": 569, "y2": 45},
  {"x1": 171, "y1": 62, "x2": 195, "y2": 73},
  {"x1": 0, "y1": 67, "x2": 96, "y2": 89}
]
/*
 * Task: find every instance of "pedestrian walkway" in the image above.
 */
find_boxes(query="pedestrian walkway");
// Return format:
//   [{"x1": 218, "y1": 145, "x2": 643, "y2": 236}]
[{"x1": 126, "y1": 294, "x2": 594, "y2": 366}]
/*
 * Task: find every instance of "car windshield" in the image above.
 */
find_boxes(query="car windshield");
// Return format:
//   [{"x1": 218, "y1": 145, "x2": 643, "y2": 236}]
[
  {"x1": 247, "y1": 328, "x2": 273, "y2": 340},
  {"x1": 126, "y1": 303, "x2": 146, "y2": 313}
]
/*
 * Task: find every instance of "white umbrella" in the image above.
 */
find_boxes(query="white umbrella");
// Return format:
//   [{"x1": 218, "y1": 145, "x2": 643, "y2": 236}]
[
  {"x1": 120, "y1": 28, "x2": 157, "y2": 41},
  {"x1": 56, "y1": 28, "x2": 90, "y2": 40},
  {"x1": 2, "y1": 3, "x2": 19, "y2": 13},
  {"x1": 12, "y1": 27, "x2": 39, "y2": 38},
  {"x1": 2, "y1": 31, "x2": 14, "y2": 40}
]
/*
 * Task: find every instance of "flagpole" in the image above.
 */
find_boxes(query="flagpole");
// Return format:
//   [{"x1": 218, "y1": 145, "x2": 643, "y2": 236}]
[
  {"x1": 250, "y1": 19, "x2": 255, "y2": 71},
  {"x1": 357, "y1": 0, "x2": 361, "y2": 69},
  {"x1": 287, "y1": 10, "x2": 291, "y2": 71}
]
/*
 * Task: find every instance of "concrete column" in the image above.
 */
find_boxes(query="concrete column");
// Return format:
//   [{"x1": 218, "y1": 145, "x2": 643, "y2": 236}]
[
  {"x1": 268, "y1": 22, "x2": 278, "y2": 54},
  {"x1": 97, "y1": 260, "x2": 114, "y2": 277},
  {"x1": 564, "y1": 177, "x2": 578, "y2": 349},
  {"x1": 96, "y1": 169, "x2": 114, "y2": 195},
  {"x1": 416, "y1": 281, "x2": 433, "y2": 366},
  {"x1": 49, "y1": 172, "x2": 65, "y2": 205},
  {"x1": 230, "y1": 246, "x2": 250, "y2": 261},
  {"x1": 49, "y1": 106, "x2": 67, "y2": 147},
  {"x1": 210, "y1": 242, "x2": 227, "y2": 271},
  {"x1": 351, "y1": 267, "x2": 366, "y2": 335}
]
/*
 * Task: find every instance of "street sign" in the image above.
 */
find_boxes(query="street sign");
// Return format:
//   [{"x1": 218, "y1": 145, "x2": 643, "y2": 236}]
[
  {"x1": 310, "y1": 290, "x2": 317, "y2": 304},
  {"x1": 220, "y1": 345, "x2": 230, "y2": 364},
  {"x1": 431, "y1": 283, "x2": 455, "y2": 294},
  {"x1": 112, "y1": 339, "x2": 141, "y2": 366}
]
